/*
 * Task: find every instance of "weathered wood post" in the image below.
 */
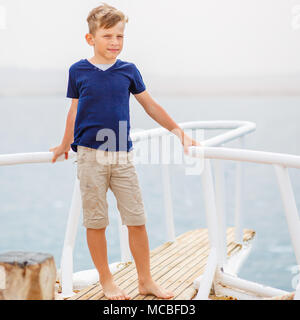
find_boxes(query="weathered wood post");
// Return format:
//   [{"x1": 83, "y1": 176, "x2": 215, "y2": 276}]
[{"x1": 0, "y1": 251, "x2": 56, "y2": 300}]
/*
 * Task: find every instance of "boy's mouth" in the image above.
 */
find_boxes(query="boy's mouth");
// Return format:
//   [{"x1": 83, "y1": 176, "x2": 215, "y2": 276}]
[{"x1": 108, "y1": 49, "x2": 119, "y2": 52}]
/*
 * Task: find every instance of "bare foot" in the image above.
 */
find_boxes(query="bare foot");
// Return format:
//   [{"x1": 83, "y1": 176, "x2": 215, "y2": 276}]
[
  {"x1": 100, "y1": 278, "x2": 131, "y2": 300},
  {"x1": 138, "y1": 279, "x2": 174, "y2": 299}
]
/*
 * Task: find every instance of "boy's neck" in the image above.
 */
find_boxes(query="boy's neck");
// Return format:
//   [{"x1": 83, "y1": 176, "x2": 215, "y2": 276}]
[{"x1": 88, "y1": 55, "x2": 117, "y2": 65}]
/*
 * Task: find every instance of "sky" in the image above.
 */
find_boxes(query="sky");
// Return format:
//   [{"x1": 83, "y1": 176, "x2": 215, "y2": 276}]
[
  {"x1": 0, "y1": 0, "x2": 299, "y2": 75},
  {"x1": 0, "y1": 0, "x2": 299, "y2": 95}
]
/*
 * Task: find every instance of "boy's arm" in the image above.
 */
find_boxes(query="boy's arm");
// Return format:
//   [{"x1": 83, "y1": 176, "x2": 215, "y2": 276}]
[
  {"x1": 49, "y1": 98, "x2": 78, "y2": 163},
  {"x1": 134, "y1": 90, "x2": 201, "y2": 154}
]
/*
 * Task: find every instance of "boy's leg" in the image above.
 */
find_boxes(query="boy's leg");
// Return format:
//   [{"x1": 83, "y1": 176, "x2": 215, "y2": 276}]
[
  {"x1": 77, "y1": 147, "x2": 130, "y2": 300},
  {"x1": 86, "y1": 227, "x2": 130, "y2": 300},
  {"x1": 109, "y1": 156, "x2": 174, "y2": 299},
  {"x1": 127, "y1": 225, "x2": 174, "y2": 299}
]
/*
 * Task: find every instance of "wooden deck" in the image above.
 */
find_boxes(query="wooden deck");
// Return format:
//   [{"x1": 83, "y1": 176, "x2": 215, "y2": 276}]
[{"x1": 65, "y1": 227, "x2": 255, "y2": 300}]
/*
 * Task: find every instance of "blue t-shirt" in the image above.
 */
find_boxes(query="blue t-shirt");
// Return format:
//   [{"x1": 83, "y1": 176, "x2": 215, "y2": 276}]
[{"x1": 66, "y1": 58, "x2": 146, "y2": 152}]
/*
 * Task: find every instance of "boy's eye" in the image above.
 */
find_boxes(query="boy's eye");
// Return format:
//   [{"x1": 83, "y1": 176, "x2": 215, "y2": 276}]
[{"x1": 103, "y1": 35, "x2": 123, "y2": 38}]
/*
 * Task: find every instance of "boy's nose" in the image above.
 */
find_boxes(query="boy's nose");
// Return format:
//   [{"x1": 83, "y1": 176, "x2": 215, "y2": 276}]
[{"x1": 111, "y1": 37, "x2": 120, "y2": 43}]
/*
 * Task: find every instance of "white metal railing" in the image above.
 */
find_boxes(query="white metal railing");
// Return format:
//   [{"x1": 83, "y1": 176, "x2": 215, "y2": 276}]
[
  {"x1": 191, "y1": 145, "x2": 300, "y2": 300},
  {"x1": 4, "y1": 120, "x2": 300, "y2": 300},
  {"x1": 0, "y1": 120, "x2": 255, "y2": 298}
]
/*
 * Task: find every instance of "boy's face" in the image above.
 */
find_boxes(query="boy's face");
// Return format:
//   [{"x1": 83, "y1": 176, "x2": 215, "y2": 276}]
[{"x1": 86, "y1": 21, "x2": 125, "y2": 61}]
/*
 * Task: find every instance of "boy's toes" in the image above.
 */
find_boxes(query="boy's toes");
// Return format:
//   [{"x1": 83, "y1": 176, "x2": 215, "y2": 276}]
[
  {"x1": 122, "y1": 290, "x2": 131, "y2": 300},
  {"x1": 160, "y1": 289, "x2": 174, "y2": 299}
]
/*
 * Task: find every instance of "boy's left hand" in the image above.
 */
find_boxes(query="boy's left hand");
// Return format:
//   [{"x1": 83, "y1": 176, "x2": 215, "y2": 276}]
[{"x1": 181, "y1": 134, "x2": 202, "y2": 155}]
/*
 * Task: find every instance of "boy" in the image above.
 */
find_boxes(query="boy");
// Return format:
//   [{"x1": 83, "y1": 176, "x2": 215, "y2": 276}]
[{"x1": 50, "y1": 3, "x2": 201, "y2": 300}]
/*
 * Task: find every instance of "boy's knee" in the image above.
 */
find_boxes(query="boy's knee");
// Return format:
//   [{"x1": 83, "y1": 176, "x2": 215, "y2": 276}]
[
  {"x1": 127, "y1": 224, "x2": 146, "y2": 230},
  {"x1": 86, "y1": 226, "x2": 107, "y2": 232}
]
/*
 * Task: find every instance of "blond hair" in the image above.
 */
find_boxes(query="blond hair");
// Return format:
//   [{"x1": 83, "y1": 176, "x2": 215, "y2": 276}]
[{"x1": 87, "y1": 3, "x2": 128, "y2": 35}]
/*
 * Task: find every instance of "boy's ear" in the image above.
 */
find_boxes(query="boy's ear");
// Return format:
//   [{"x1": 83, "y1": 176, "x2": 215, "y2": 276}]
[{"x1": 85, "y1": 33, "x2": 95, "y2": 46}]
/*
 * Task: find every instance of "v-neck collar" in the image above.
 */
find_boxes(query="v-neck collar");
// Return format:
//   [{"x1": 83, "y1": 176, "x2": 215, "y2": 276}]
[{"x1": 84, "y1": 58, "x2": 120, "y2": 72}]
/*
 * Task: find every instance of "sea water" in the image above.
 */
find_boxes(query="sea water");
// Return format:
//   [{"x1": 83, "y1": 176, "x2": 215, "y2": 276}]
[{"x1": 0, "y1": 94, "x2": 300, "y2": 292}]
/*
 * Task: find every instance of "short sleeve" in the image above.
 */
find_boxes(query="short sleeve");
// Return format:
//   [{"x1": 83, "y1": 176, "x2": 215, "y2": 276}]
[
  {"x1": 129, "y1": 64, "x2": 146, "y2": 94},
  {"x1": 66, "y1": 66, "x2": 79, "y2": 98}
]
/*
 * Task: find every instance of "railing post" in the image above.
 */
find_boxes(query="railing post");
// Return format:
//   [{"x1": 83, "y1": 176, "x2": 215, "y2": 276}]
[
  {"x1": 161, "y1": 135, "x2": 176, "y2": 242},
  {"x1": 194, "y1": 159, "x2": 222, "y2": 299},
  {"x1": 194, "y1": 247, "x2": 218, "y2": 300},
  {"x1": 295, "y1": 280, "x2": 300, "y2": 300},
  {"x1": 118, "y1": 216, "x2": 132, "y2": 262},
  {"x1": 234, "y1": 136, "x2": 245, "y2": 243},
  {"x1": 213, "y1": 159, "x2": 227, "y2": 266},
  {"x1": 274, "y1": 165, "x2": 300, "y2": 265},
  {"x1": 60, "y1": 176, "x2": 82, "y2": 298},
  {"x1": 201, "y1": 159, "x2": 222, "y2": 265},
  {"x1": 161, "y1": 164, "x2": 176, "y2": 242}
]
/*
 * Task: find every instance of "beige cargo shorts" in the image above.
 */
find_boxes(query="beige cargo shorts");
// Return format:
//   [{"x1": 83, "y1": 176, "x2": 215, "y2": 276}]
[{"x1": 76, "y1": 145, "x2": 147, "y2": 229}]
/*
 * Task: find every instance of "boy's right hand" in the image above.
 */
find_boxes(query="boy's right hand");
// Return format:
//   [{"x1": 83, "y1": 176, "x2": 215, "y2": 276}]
[{"x1": 49, "y1": 144, "x2": 70, "y2": 163}]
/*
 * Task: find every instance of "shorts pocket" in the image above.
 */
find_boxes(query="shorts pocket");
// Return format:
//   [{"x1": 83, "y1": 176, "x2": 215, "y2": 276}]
[{"x1": 77, "y1": 147, "x2": 95, "y2": 164}]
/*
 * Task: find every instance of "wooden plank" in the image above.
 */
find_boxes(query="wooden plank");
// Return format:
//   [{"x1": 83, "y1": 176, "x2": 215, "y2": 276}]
[
  {"x1": 75, "y1": 230, "x2": 206, "y2": 300},
  {"x1": 137, "y1": 229, "x2": 249, "y2": 300},
  {"x1": 71, "y1": 230, "x2": 238, "y2": 299},
  {"x1": 141, "y1": 230, "x2": 236, "y2": 300},
  {"x1": 66, "y1": 227, "x2": 255, "y2": 300},
  {"x1": 70, "y1": 228, "x2": 206, "y2": 300},
  {"x1": 174, "y1": 230, "x2": 256, "y2": 300},
  {"x1": 92, "y1": 228, "x2": 234, "y2": 300},
  {"x1": 110, "y1": 231, "x2": 210, "y2": 300},
  {"x1": 74, "y1": 228, "x2": 237, "y2": 300},
  {"x1": 174, "y1": 241, "x2": 249, "y2": 300},
  {"x1": 137, "y1": 242, "x2": 211, "y2": 300},
  {"x1": 170, "y1": 240, "x2": 239, "y2": 300},
  {"x1": 151, "y1": 229, "x2": 254, "y2": 300},
  {"x1": 89, "y1": 229, "x2": 209, "y2": 300},
  {"x1": 66, "y1": 230, "x2": 199, "y2": 300}
]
